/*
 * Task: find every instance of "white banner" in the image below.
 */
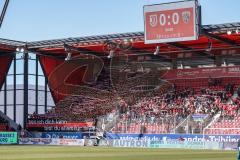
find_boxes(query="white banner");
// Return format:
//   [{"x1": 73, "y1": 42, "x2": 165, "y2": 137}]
[{"x1": 19, "y1": 138, "x2": 85, "y2": 146}]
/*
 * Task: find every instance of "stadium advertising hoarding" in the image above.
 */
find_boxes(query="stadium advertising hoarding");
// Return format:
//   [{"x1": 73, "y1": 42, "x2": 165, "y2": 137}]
[
  {"x1": 162, "y1": 66, "x2": 240, "y2": 80},
  {"x1": 19, "y1": 138, "x2": 54, "y2": 145},
  {"x1": 19, "y1": 138, "x2": 85, "y2": 146},
  {"x1": 33, "y1": 132, "x2": 96, "y2": 140},
  {"x1": 148, "y1": 139, "x2": 204, "y2": 149},
  {"x1": 144, "y1": 0, "x2": 199, "y2": 44},
  {"x1": 192, "y1": 114, "x2": 208, "y2": 122},
  {"x1": 27, "y1": 119, "x2": 93, "y2": 132},
  {"x1": 84, "y1": 139, "x2": 97, "y2": 146},
  {"x1": 18, "y1": 138, "x2": 235, "y2": 150},
  {"x1": 112, "y1": 139, "x2": 224, "y2": 150},
  {"x1": 99, "y1": 139, "x2": 113, "y2": 146},
  {"x1": 41, "y1": 132, "x2": 82, "y2": 139},
  {"x1": 0, "y1": 132, "x2": 18, "y2": 144},
  {"x1": 58, "y1": 139, "x2": 85, "y2": 146},
  {"x1": 106, "y1": 133, "x2": 240, "y2": 143},
  {"x1": 149, "y1": 140, "x2": 222, "y2": 150},
  {"x1": 113, "y1": 139, "x2": 149, "y2": 148}
]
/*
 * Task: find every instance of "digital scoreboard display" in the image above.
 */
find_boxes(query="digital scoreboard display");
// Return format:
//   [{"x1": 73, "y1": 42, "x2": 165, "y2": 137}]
[{"x1": 144, "y1": 0, "x2": 199, "y2": 44}]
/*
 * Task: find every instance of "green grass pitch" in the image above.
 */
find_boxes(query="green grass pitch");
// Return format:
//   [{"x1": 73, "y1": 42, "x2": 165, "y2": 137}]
[{"x1": 0, "y1": 146, "x2": 236, "y2": 160}]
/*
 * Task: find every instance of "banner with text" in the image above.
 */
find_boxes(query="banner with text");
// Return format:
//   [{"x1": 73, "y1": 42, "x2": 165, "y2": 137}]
[
  {"x1": 32, "y1": 132, "x2": 83, "y2": 139},
  {"x1": 19, "y1": 138, "x2": 85, "y2": 146},
  {"x1": 0, "y1": 132, "x2": 18, "y2": 144},
  {"x1": 106, "y1": 133, "x2": 240, "y2": 143},
  {"x1": 162, "y1": 66, "x2": 240, "y2": 80},
  {"x1": 27, "y1": 119, "x2": 93, "y2": 132}
]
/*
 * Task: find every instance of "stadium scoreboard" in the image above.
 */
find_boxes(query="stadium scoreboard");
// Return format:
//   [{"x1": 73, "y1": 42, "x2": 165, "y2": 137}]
[{"x1": 144, "y1": 0, "x2": 200, "y2": 44}]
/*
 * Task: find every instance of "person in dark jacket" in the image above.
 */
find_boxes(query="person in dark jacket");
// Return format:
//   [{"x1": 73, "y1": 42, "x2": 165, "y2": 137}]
[{"x1": 237, "y1": 139, "x2": 240, "y2": 160}]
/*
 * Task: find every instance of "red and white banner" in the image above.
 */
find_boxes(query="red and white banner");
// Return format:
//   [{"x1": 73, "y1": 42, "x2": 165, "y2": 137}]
[
  {"x1": 27, "y1": 122, "x2": 93, "y2": 128},
  {"x1": 162, "y1": 66, "x2": 240, "y2": 80},
  {"x1": 59, "y1": 139, "x2": 85, "y2": 146},
  {"x1": 144, "y1": 0, "x2": 199, "y2": 44},
  {"x1": 19, "y1": 138, "x2": 85, "y2": 146}
]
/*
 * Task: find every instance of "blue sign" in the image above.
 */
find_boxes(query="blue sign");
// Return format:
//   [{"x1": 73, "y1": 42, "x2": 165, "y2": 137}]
[
  {"x1": 192, "y1": 114, "x2": 208, "y2": 121},
  {"x1": 42, "y1": 132, "x2": 82, "y2": 139},
  {"x1": 106, "y1": 133, "x2": 240, "y2": 142}
]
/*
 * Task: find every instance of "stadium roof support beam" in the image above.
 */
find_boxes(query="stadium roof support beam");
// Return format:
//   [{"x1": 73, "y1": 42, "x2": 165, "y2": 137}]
[
  {"x1": 63, "y1": 43, "x2": 105, "y2": 58},
  {"x1": 129, "y1": 47, "x2": 173, "y2": 63},
  {"x1": 167, "y1": 42, "x2": 191, "y2": 50},
  {"x1": 167, "y1": 42, "x2": 214, "y2": 59},
  {"x1": 201, "y1": 29, "x2": 239, "y2": 46},
  {"x1": 27, "y1": 49, "x2": 66, "y2": 59},
  {"x1": 0, "y1": 52, "x2": 15, "y2": 57}
]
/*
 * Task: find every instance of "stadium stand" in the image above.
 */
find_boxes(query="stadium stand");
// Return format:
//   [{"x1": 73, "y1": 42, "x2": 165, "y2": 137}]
[
  {"x1": 8, "y1": 22, "x2": 238, "y2": 138},
  {"x1": 25, "y1": 63, "x2": 240, "y2": 138},
  {"x1": 26, "y1": 64, "x2": 240, "y2": 135},
  {"x1": 0, "y1": 116, "x2": 8, "y2": 131},
  {"x1": 111, "y1": 77, "x2": 240, "y2": 134}
]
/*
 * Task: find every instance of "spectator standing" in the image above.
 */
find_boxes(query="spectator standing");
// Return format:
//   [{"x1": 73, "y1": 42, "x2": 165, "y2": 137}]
[{"x1": 237, "y1": 139, "x2": 240, "y2": 160}]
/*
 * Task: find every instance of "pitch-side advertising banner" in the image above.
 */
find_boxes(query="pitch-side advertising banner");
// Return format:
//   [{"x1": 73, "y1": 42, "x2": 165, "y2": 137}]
[
  {"x1": 106, "y1": 133, "x2": 240, "y2": 143},
  {"x1": 112, "y1": 139, "x2": 226, "y2": 150},
  {"x1": 41, "y1": 132, "x2": 82, "y2": 139},
  {"x1": 19, "y1": 138, "x2": 85, "y2": 146},
  {"x1": 0, "y1": 132, "x2": 18, "y2": 144},
  {"x1": 144, "y1": 0, "x2": 199, "y2": 44}
]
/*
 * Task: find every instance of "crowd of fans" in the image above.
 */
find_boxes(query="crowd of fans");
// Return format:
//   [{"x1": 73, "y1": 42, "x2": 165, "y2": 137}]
[
  {"x1": 54, "y1": 95, "x2": 116, "y2": 121},
  {"x1": 0, "y1": 116, "x2": 9, "y2": 131},
  {"x1": 111, "y1": 78, "x2": 240, "y2": 134},
  {"x1": 27, "y1": 66, "x2": 240, "y2": 135}
]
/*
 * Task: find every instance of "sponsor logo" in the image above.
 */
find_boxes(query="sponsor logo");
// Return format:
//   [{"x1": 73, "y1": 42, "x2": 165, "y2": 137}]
[
  {"x1": 149, "y1": 15, "x2": 158, "y2": 27},
  {"x1": 182, "y1": 11, "x2": 191, "y2": 24},
  {"x1": 113, "y1": 139, "x2": 148, "y2": 148}
]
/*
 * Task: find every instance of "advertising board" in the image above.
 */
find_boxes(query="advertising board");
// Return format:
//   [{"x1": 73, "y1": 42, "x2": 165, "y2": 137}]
[
  {"x1": 0, "y1": 132, "x2": 18, "y2": 144},
  {"x1": 19, "y1": 138, "x2": 85, "y2": 146},
  {"x1": 113, "y1": 139, "x2": 149, "y2": 148},
  {"x1": 41, "y1": 132, "x2": 82, "y2": 139},
  {"x1": 162, "y1": 66, "x2": 240, "y2": 80},
  {"x1": 27, "y1": 120, "x2": 93, "y2": 132},
  {"x1": 106, "y1": 133, "x2": 240, "y2": 143}
]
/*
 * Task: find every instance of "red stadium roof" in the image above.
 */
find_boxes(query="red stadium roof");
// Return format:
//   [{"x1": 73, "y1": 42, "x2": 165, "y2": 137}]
[
  {"x1": 0, "y1": 22, "x2": 239, "y2": 65},
  {"x1": 26, "y1": 22, "x2": 240, "y2": 54},
  {"x1": 0, "y1": 38, "x2": 23, "y2": 54}
]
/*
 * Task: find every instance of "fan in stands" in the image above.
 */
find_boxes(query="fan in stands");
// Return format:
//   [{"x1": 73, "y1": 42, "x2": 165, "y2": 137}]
[
  {"x1": 0, "y1": 116, "x2": 10, "y2": 131},
  {"x1": 27, "y1": 68, "x2": 240, "y2": 135}
]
